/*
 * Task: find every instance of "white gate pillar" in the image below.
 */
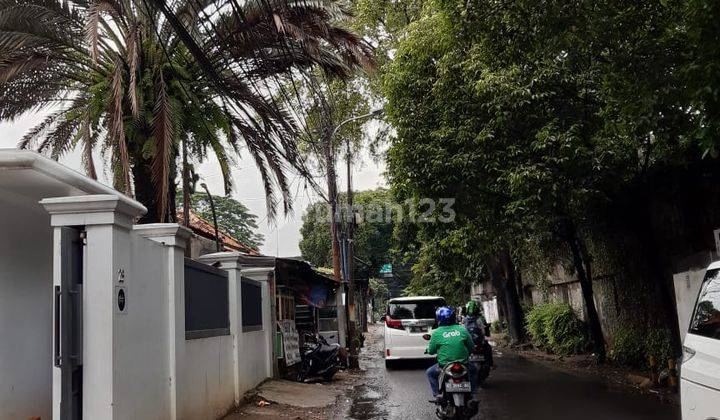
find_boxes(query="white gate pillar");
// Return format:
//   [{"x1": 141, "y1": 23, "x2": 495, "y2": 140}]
[
  {"x1": 197, "y1": 252, "x2": 244, "y2": 405},
  {"x1": 134, "y1": 224, "x2": 191, "y2": 420},
  {"x1": 240, "y1": 267, "x2": 276, "y2": 381},
  {"x1": 41, "y1": 194, "x2": 146, "y2": 420}
]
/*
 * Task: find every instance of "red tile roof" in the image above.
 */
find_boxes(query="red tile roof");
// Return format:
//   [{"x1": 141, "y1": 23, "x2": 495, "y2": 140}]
[{"x1": 177, "y1": 210, "x2": 261, "y2": 256}]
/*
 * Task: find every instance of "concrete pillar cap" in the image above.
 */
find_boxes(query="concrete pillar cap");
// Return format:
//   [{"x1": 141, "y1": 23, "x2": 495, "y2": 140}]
[
  {"x1": 40, "y1": 194, "x2": 146, "y2": 229},
  {"x1": 134, "y1": 223, "x2": 192, "y2": 249}
]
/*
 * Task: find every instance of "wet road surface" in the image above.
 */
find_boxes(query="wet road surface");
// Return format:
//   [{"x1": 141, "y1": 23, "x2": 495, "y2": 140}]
[{"x1": 344, "y1": 324, "x2": 681, "y2": 420}]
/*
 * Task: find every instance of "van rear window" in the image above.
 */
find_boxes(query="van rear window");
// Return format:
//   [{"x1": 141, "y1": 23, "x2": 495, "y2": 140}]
[
  {"x1": 388, "y1": 299, "x2": 445, "y2": 320},
  {"x1": 690, "y1": 268, "x2": 720, "y2": 340}
]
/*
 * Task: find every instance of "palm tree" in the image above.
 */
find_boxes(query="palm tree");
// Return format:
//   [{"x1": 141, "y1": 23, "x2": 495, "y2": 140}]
[{"x1": 0, "y1": 0, "x2": 373, "y2": 222}]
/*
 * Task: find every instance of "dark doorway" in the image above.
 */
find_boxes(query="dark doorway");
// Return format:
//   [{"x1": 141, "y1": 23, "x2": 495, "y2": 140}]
[{"x1": 56, "y1": 227, "x2": 83, "y2": 420}]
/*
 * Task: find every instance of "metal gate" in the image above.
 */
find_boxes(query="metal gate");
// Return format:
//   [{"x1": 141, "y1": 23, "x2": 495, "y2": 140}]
[{"x1": 55, "y1": 227, "x2": 83, "y2": 420}]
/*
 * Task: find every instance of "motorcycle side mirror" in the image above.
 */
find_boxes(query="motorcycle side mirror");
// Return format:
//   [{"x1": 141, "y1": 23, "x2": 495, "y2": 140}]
[
  {"x1": 422, "y1": 334, "x2": 431, "y2": 341},
  {"x1": 380, "y1": 315, "x2": 386, "y2": 322}
]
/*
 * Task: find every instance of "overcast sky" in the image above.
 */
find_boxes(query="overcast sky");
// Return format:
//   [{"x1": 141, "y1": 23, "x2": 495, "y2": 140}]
[{"x1": 0, "y1": 114, "x2": 387, "y2": 256}]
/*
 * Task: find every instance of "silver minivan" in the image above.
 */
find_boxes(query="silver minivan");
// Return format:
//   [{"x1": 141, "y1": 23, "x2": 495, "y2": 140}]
[{"x1": 681, "y1": 261, "x2": 720, "y2": 419}]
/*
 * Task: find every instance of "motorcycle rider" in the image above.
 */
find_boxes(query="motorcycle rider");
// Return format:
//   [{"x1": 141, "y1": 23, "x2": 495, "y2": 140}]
[
  {"x1": 463, "y1": 300, "x2": 494, "y2": 368},
  {"x1": 425, "y1": 306, "x2": 478, "y2": 403}
]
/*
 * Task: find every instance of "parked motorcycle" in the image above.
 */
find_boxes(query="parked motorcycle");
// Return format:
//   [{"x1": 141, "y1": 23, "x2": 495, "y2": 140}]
[
  {"x1": 296, "y1": 333, "x2": 342, "y2": 383},
  {"x1": 423, "y1": 334, "x2": 479, "y2": 420}
]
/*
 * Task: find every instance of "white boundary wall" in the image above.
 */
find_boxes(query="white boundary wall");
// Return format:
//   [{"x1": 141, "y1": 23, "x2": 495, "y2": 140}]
[
  {"x1": 0, "y1": 187, "x2": 54, "y2": 419},
  {"x1": 41, "y1": 195, "x2": 276, "y2": 420},
  {"x1": 674, "y1": 267, "x2": 707, "y2": 344},
  {"x1": 198, "y1": 254, "x2": 276, "y2": 403}
]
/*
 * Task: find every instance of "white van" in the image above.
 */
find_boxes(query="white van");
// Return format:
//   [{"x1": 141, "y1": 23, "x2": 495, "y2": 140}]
[
  {"x1": 383, "y1": 296, "x2": 446, "y2": 367},
  {"x1": 681, "y1": 261, "x2": 720, "y2": 419}
]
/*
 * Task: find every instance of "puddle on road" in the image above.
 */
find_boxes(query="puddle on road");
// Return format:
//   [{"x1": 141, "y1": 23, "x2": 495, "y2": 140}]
[{"x1": 347, "y1": 384, "x2": 388, "y2": 419}]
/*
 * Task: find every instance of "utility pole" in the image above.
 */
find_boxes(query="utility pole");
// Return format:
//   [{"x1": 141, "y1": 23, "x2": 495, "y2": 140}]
[
  {"x1": 344, "y1": 135, "x2": 358, "y2": 368},
  {"x1": 320, "y1": 124, "x2": 348, "y2": 348},
  {"x1": 333, "y1": 109, "x2": 382, "y2": 369},
  {"x1": 324, "y1": 132, "x2": 343, "y2": 285}
]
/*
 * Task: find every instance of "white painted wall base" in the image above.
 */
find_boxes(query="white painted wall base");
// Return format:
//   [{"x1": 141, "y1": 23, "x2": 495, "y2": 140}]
[
  {"x1": 0, "y1": 188, "x2": 53, "y2": 420},
  {"x1": 674, "y1": 268, "x2": 708, "y2": 343}
]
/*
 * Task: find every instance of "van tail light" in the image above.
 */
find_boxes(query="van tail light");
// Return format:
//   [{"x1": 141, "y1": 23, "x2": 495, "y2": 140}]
[
  {"x1": 386, "y1": 349, "x2": 391, "y2": 357},
  {"x1": 385, "y1": 317, "x2": 404, "y2": 330}
]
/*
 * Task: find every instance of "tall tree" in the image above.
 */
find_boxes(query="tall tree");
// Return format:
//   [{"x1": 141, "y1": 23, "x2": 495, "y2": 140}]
[
  {"x1": 1, "y1": 0, "x2": 373, "y2": 222},
  {"x1": 286, "y1": 72, "x2": 372, "y2": 282},
  {"x1": 380, "y1": 0, "x2": 703, "y2": 358}
]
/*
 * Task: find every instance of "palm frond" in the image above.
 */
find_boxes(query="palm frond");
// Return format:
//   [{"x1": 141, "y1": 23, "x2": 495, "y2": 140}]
[
  {"x1": 150, "y1": 72, "x2": 174, "y2": 221},
  {"x1": 85, "y1": 0, "x2": 125, "y2": 60},
  {"x1": 17, "y1": 109, "x2": 64, "y2": 148},
  {"x1": 2, "y1": 0, "x2": 373, "y2": 222},
  {"x1": 108, "y1": 60, "x2": 132, "y2": 195},
  {"x1": 0, "y1": 55, "x2": 49, "y2": 83},
  {"x1": 127, "y1": 22, "x2": 139, "y2": 118},
  {"x1": 0, "y1": 0, "x2": 83, "y2": 34},
  {"x1": 47, "y1": 115, "x2": 81, "y2": 159}
]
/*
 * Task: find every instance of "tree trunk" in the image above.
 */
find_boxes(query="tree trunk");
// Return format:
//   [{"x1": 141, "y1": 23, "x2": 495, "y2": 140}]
[
  {"x1": 498, "y1": 250, "x2": 526, "y2": 343},
  {"x1": 133, "y1": 155, "x2": 177, "y2": 224},
  {"x1": 515, "y1": 265, "x2": 526, "y2": 304},
  {"x1": 488, "y1": 251, "x2": 526, "y2": 344},
  {"x1": 489, "y1": 268, "x2": 509, "y2": 328},
  {"x1": 636, "y1": 213, "x2": 682, "y2": 357},
  {"x1": 565, "y1": 223, "x2": 606, "y2": 363}
]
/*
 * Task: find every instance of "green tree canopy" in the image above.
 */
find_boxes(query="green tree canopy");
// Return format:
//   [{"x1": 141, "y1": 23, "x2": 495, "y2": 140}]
[
  {"x1": 375, "y1": 0, "x2": 708, "y2": 352},
  {"x1": 299, "y1": 188, "x2": 396, "y2": 275},
  {"x1": 177, "y1": 192, "x2": 264, "y2": 250}
]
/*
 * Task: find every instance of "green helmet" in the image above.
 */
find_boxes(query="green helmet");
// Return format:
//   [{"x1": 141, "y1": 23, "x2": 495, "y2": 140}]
[{"x1": 465, "y1": 300, "x2": 481, "y2": 317}]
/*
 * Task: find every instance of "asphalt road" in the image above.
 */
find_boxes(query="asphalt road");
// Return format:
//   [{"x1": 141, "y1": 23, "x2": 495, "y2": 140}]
[{"x1": 344, "y1": 324, "x2": 681, "y2": 420}]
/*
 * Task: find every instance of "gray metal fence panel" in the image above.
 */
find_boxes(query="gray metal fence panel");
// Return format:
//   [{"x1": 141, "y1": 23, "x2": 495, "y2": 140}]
[
  {"x1": 241, "y1": 277, "x2": 263, "y2": 332},
  {"x1": 184, "y1": 258, "x2": 230, "y2": 339}
]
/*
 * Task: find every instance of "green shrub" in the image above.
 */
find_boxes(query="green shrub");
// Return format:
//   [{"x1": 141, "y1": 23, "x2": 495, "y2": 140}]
[
  {"x1": 525, "y1": 302, "x2": 589, "y2": 355},
  {"x1": 491, "y1": 319, "x2": 504, "y2": 334},
  {"x1": 526, "y1": 304, "x2": 549, "y2": 348},
  {"x1": 543, "y1": 304, "x2": 589, "y2": 355},
  {"x1": 610, "y1": 327, "x2": 645, "y2": 367},
  {"x1": 645, "y1": 328, "x2": 673, "y2": 363},
  {"x1": 611, "y1": 327, "x2": 674, "y2": 368}
]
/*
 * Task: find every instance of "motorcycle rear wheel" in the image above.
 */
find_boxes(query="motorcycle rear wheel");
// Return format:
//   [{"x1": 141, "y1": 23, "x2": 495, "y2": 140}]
[{"x1": 444, "y1": 404, "x2": 456, "y2": 419}]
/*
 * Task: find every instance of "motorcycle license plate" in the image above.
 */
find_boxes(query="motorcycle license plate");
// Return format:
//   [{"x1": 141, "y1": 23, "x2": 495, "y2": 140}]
[
  {"x1": 410, "y1": 326, "x2": 427, "y2": 333},
  {"x1": 445, "y1": 381, "x2": 471, "y2": 393},
  {"x1": 469, "y1": 354, "x2": 485, "y2": 362}
]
